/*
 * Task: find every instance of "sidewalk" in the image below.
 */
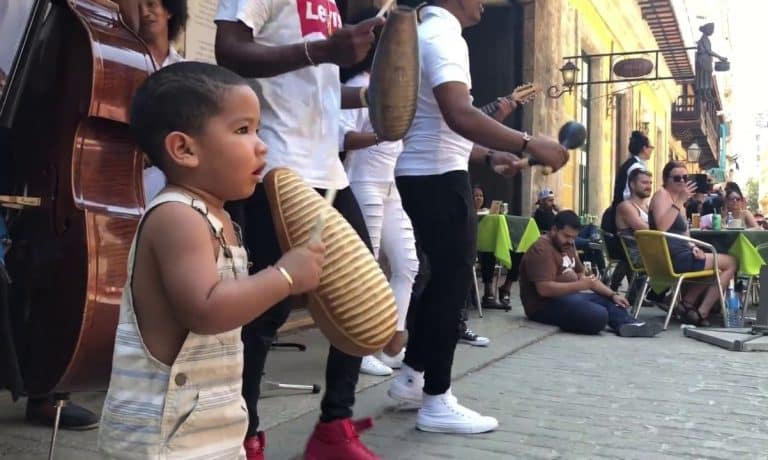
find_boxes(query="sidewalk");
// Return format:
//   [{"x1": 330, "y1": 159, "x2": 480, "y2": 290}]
[
  {"x1": 0, "y1": 295, "x2": 553, "y2": 459},
  {"x1": 2, "y1": 294, "x2": 767, "y2": 459}
]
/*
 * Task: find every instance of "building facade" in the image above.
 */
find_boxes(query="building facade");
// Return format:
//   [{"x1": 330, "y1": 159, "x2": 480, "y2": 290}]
[{"x1": 354, "y1": 0, "x2": 729, "y2": 218}]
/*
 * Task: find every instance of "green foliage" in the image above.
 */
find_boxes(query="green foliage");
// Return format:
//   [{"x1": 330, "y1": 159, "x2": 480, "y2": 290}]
[{"x1": 746, "y1": 178, "x2": 759, "y2": 211}]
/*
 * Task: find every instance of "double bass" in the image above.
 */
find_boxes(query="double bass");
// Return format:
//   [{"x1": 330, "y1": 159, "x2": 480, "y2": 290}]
[{"x1": 1, "y1": 0, "x2": 153, "y2": 397}]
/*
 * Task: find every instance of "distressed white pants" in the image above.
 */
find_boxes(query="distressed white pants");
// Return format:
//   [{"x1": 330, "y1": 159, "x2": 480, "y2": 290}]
[{"x1": 350, "y1": 181, "x2": 419, "y2": 331}]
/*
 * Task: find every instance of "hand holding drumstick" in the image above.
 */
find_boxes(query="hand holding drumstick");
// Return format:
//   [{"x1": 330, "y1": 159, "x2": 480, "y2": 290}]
[{"x1": 273, "y1": 190, "x2": 333, "y2": 294}]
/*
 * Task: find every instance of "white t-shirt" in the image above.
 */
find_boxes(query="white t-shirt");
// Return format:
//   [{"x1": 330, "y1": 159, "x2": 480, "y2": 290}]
[
  {"x1": 395, "y1": 6, "x2": 473, "y2": 177},
  {"x1": 339, "y1": 72, "x2": 402, "y2": 184},
  {"x1": 215, "y1": 0, "x2": 348, "y2": 189},
  {"x1": 160, "y1": 46, "x2": 185, "y2": 68}
]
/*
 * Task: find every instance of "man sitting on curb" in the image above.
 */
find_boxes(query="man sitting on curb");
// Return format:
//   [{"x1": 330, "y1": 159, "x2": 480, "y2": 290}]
[{"x1": 519, "y1": 210, "x2": 662, "y2": 337}]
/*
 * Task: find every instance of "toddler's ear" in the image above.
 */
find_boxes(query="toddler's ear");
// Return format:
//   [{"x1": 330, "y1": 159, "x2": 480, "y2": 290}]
[{"x1": 164, "y1": 132, "x2": 200, "y2": 169}]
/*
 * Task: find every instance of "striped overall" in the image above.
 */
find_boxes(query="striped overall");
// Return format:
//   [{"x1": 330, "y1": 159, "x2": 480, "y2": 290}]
[{"x1": 98, "y1": 192, "x2": 248, "y2": 459}]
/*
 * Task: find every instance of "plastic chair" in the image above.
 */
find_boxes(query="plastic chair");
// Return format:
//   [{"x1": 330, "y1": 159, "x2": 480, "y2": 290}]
[
  {"x1": 742, "y1": 241, "x2": 768, "y2": 320},
  {"x1": 634, "y1": 230, "x2": 726, "y2": 330}
]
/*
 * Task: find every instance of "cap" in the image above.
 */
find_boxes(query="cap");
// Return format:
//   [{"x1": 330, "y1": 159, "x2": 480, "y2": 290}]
[{"x1": 538, "y1": 188, "x2": 555, "y2": 201}]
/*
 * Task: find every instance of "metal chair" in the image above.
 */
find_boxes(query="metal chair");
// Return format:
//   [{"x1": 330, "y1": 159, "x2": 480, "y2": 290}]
[
  {"x1": 634, "y1": 230, "x2": 726, "y2": 330},
  {"x1": 616, "y1": 233, "x2": 648, "y2": 317},
  {"x1": 470, "y1": 261, "x2": 484, "y2": 317}
]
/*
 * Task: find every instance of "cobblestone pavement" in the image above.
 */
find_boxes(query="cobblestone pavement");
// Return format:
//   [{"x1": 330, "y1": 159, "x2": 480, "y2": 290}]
[{"x1": 360, "y1": 324, "x2": 768, "y2": 460}]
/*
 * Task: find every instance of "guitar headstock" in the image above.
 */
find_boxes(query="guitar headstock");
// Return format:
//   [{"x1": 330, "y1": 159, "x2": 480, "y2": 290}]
[{"x1": 510, "y1": 83, "x2": 541, "y2": 105}]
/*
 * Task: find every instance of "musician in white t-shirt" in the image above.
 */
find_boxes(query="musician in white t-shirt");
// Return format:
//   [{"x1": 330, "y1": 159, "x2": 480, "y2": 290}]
[
  {"x1": 214, "y1": 2, "x2": 384, "y2": 459},
  {"x1": 388, "y1": 0, "x2": 568, "y2": 435},
  {"x1": 338, "y1": 11, "x2": 419, "y2": 377}
]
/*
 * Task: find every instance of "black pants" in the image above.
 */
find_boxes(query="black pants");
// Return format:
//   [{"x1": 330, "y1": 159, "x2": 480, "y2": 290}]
[
  {"x1": 397, "y1": 171, "x2": 476, "y2": 395},
  {"x1": 232, "y1": 185, "x2": 372, "y2": 436},
  {"x1": 479, "y1": 251, "x2": 522, "y2": 287}
]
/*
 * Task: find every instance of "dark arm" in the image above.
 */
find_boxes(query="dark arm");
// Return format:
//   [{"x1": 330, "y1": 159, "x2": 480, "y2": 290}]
[
  {"x1": 343, "y1": 132, "x2": 378, "y2": 151},
  {"x1": 433, "y1": 82, "x2": 568, "y2": 171},
  {"x1": 341, "y1": 86, "x2": 367, "y2": 109},
  {"x1": 216, "y1": 21, "x2": 325, "y2": 78},
  {"x1": 215, "y1": 17, "x2": 383, "y2": 79}
]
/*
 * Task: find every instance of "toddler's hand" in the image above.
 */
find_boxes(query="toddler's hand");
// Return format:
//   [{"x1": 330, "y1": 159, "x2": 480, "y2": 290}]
[{"x1": 276, "y1": 241, "x2": 326, "y2": 294}]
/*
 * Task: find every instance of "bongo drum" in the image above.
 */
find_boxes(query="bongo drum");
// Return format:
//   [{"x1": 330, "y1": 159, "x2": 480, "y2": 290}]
[{"x1": 263, "y1": 168, "x2": 397, "y2": 357}]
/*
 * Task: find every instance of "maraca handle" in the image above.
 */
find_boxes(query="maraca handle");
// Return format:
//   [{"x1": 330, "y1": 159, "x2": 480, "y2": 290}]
[
  {"x1": 524, "y1": 138, "x2": 570, "y2": 168},
  {"x1": 519, "y1": 157, "x2": 552, "y2": 175},
  {"x1": 526, "y1": 157, "x2": 543, "y2": 167}
]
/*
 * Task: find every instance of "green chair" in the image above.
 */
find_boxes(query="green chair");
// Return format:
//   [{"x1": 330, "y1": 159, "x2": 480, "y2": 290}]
[{"x1": 742, "y1": 242, "x2": 768, "y2": 320}]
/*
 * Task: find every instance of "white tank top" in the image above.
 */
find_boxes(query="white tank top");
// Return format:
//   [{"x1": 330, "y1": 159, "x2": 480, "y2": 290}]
[{"x1": 631, "y1": 201, "x2": 649, "y2": 224}]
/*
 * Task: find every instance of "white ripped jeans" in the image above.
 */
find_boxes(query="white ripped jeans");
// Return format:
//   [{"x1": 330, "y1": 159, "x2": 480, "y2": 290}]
[{"x1": 350, "y1": 181, "x2": 419, "y2": 331}]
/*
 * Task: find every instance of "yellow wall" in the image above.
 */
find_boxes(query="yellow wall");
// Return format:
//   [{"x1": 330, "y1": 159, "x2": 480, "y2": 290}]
[{"x1": 524, "y1": 0, "x2": 680, "y2": 215}]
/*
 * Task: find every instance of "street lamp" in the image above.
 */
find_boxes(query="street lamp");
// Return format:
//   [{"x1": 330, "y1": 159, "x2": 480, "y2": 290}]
[
  {"x1": 687, "y1": 142, "x2": 701, "y2": 163},
  {"x1": 547, "y1": 61, "x2": 579, "y2": 98}
]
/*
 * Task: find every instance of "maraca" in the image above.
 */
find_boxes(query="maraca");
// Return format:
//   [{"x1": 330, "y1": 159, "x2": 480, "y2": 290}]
[{"x1": 521, "y1": 121, "x2": 586, "y2": 174}]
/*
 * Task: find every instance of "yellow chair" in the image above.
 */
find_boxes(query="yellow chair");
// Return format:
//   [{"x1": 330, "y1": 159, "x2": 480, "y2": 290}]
[
  {"x1": 617, "y1": 233, "x2": 648, "y2": 317},
  {"x1": 634, "y1": 230, "x2": 726, "y2": 329}
]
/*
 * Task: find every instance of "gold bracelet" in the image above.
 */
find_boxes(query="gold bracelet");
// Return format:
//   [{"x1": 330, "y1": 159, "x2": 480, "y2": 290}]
[
  {"x1": 275, "y1": 265, "x2": 294, "y2": 288},
  {"x1": 359, "y1": 86, "x2": 368, "y2": 107},
  {"x1": 304, "y1": 41, "x2": 316, "y2": 66}
]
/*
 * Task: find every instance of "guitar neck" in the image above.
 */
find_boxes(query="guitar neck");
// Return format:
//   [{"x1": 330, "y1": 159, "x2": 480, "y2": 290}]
[{"x1": 479, "y1": 95, "x2": 513, "y2": 116}]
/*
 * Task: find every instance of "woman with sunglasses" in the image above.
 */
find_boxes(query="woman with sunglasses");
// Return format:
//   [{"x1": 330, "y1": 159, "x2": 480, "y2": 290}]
[
  {"x1": 721, "y1": 182, "x2": 760, "y2": 229},
  {"x1": 648, "y1": 161, "x2": 737, "y2": 326}
]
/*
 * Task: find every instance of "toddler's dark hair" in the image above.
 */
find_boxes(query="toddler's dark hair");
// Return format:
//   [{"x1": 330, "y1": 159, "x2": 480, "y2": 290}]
[{"x1": 130, "y1": 61, "x2": 249, "y2": 170}]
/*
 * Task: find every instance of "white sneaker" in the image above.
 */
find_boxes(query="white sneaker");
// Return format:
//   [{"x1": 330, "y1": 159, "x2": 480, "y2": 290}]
[
  {"x1": 360, "y1": 355, "x2": 393, "y2": 376},
  {"x1": 387, "y1": 364, "x2": 424, "y2": 408},
  {"x1": 379, "y1": 348, "x2": 405, "y2": 369},
  {"x1": 416, "y1": 389, "x2": 498, "y2": 434}
]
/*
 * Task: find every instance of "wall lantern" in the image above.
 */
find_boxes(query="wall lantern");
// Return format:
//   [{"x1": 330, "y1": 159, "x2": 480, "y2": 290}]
[{"x1": 687, "y1": 142, "x2": 702, "y2": 163}]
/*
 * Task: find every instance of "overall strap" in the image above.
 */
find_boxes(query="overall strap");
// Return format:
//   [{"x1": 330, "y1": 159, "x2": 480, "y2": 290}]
[{"x1": 126, "y1": 192, "x2": 233, "y2": 279}]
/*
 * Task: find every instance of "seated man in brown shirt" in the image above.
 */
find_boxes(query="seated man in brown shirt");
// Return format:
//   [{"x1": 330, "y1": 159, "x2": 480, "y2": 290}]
[{"x1": 519, "y1": 210, "x2": 662, "y2": 337}]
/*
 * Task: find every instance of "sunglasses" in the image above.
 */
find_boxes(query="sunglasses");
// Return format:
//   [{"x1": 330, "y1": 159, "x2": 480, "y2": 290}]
[{"x1": 671, "y1": 174, "x2": 689, "y2": 183}]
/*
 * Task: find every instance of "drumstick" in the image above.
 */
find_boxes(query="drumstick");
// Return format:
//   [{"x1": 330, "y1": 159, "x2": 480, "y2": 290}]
[
  {"x1": 310, "y1": 189, "x2": 337, "y2": 241},
  {"x1": 376, "y1": 0, "x2": 396, "y2": 17}
]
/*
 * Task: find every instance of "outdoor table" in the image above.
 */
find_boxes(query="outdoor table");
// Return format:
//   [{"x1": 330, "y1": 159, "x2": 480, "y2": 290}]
[
  {"x1": 690, "y1": 229, "x2": 768, "y2": 276},
  {"x1": 476, "y1": 214, "x2": 540, "y2": 269}
]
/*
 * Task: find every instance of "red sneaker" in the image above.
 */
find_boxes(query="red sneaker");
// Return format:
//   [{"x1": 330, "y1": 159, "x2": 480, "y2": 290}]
[
  {"x1": 244, "y1": 431, "x2": 265, "y2": 460},
  {"x1": 304, "y1": 418, "x2": 379, "y2": 460}
]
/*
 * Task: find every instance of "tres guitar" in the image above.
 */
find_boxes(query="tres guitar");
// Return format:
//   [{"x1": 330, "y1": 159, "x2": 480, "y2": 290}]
[{"x1": 479, "y1": 83, "x2": 541, "y2": 116}]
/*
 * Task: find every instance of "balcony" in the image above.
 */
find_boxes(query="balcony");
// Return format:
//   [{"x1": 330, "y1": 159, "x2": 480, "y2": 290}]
[{"x1": 671, "y1": 94, "x2": 721, "y2": 169}]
